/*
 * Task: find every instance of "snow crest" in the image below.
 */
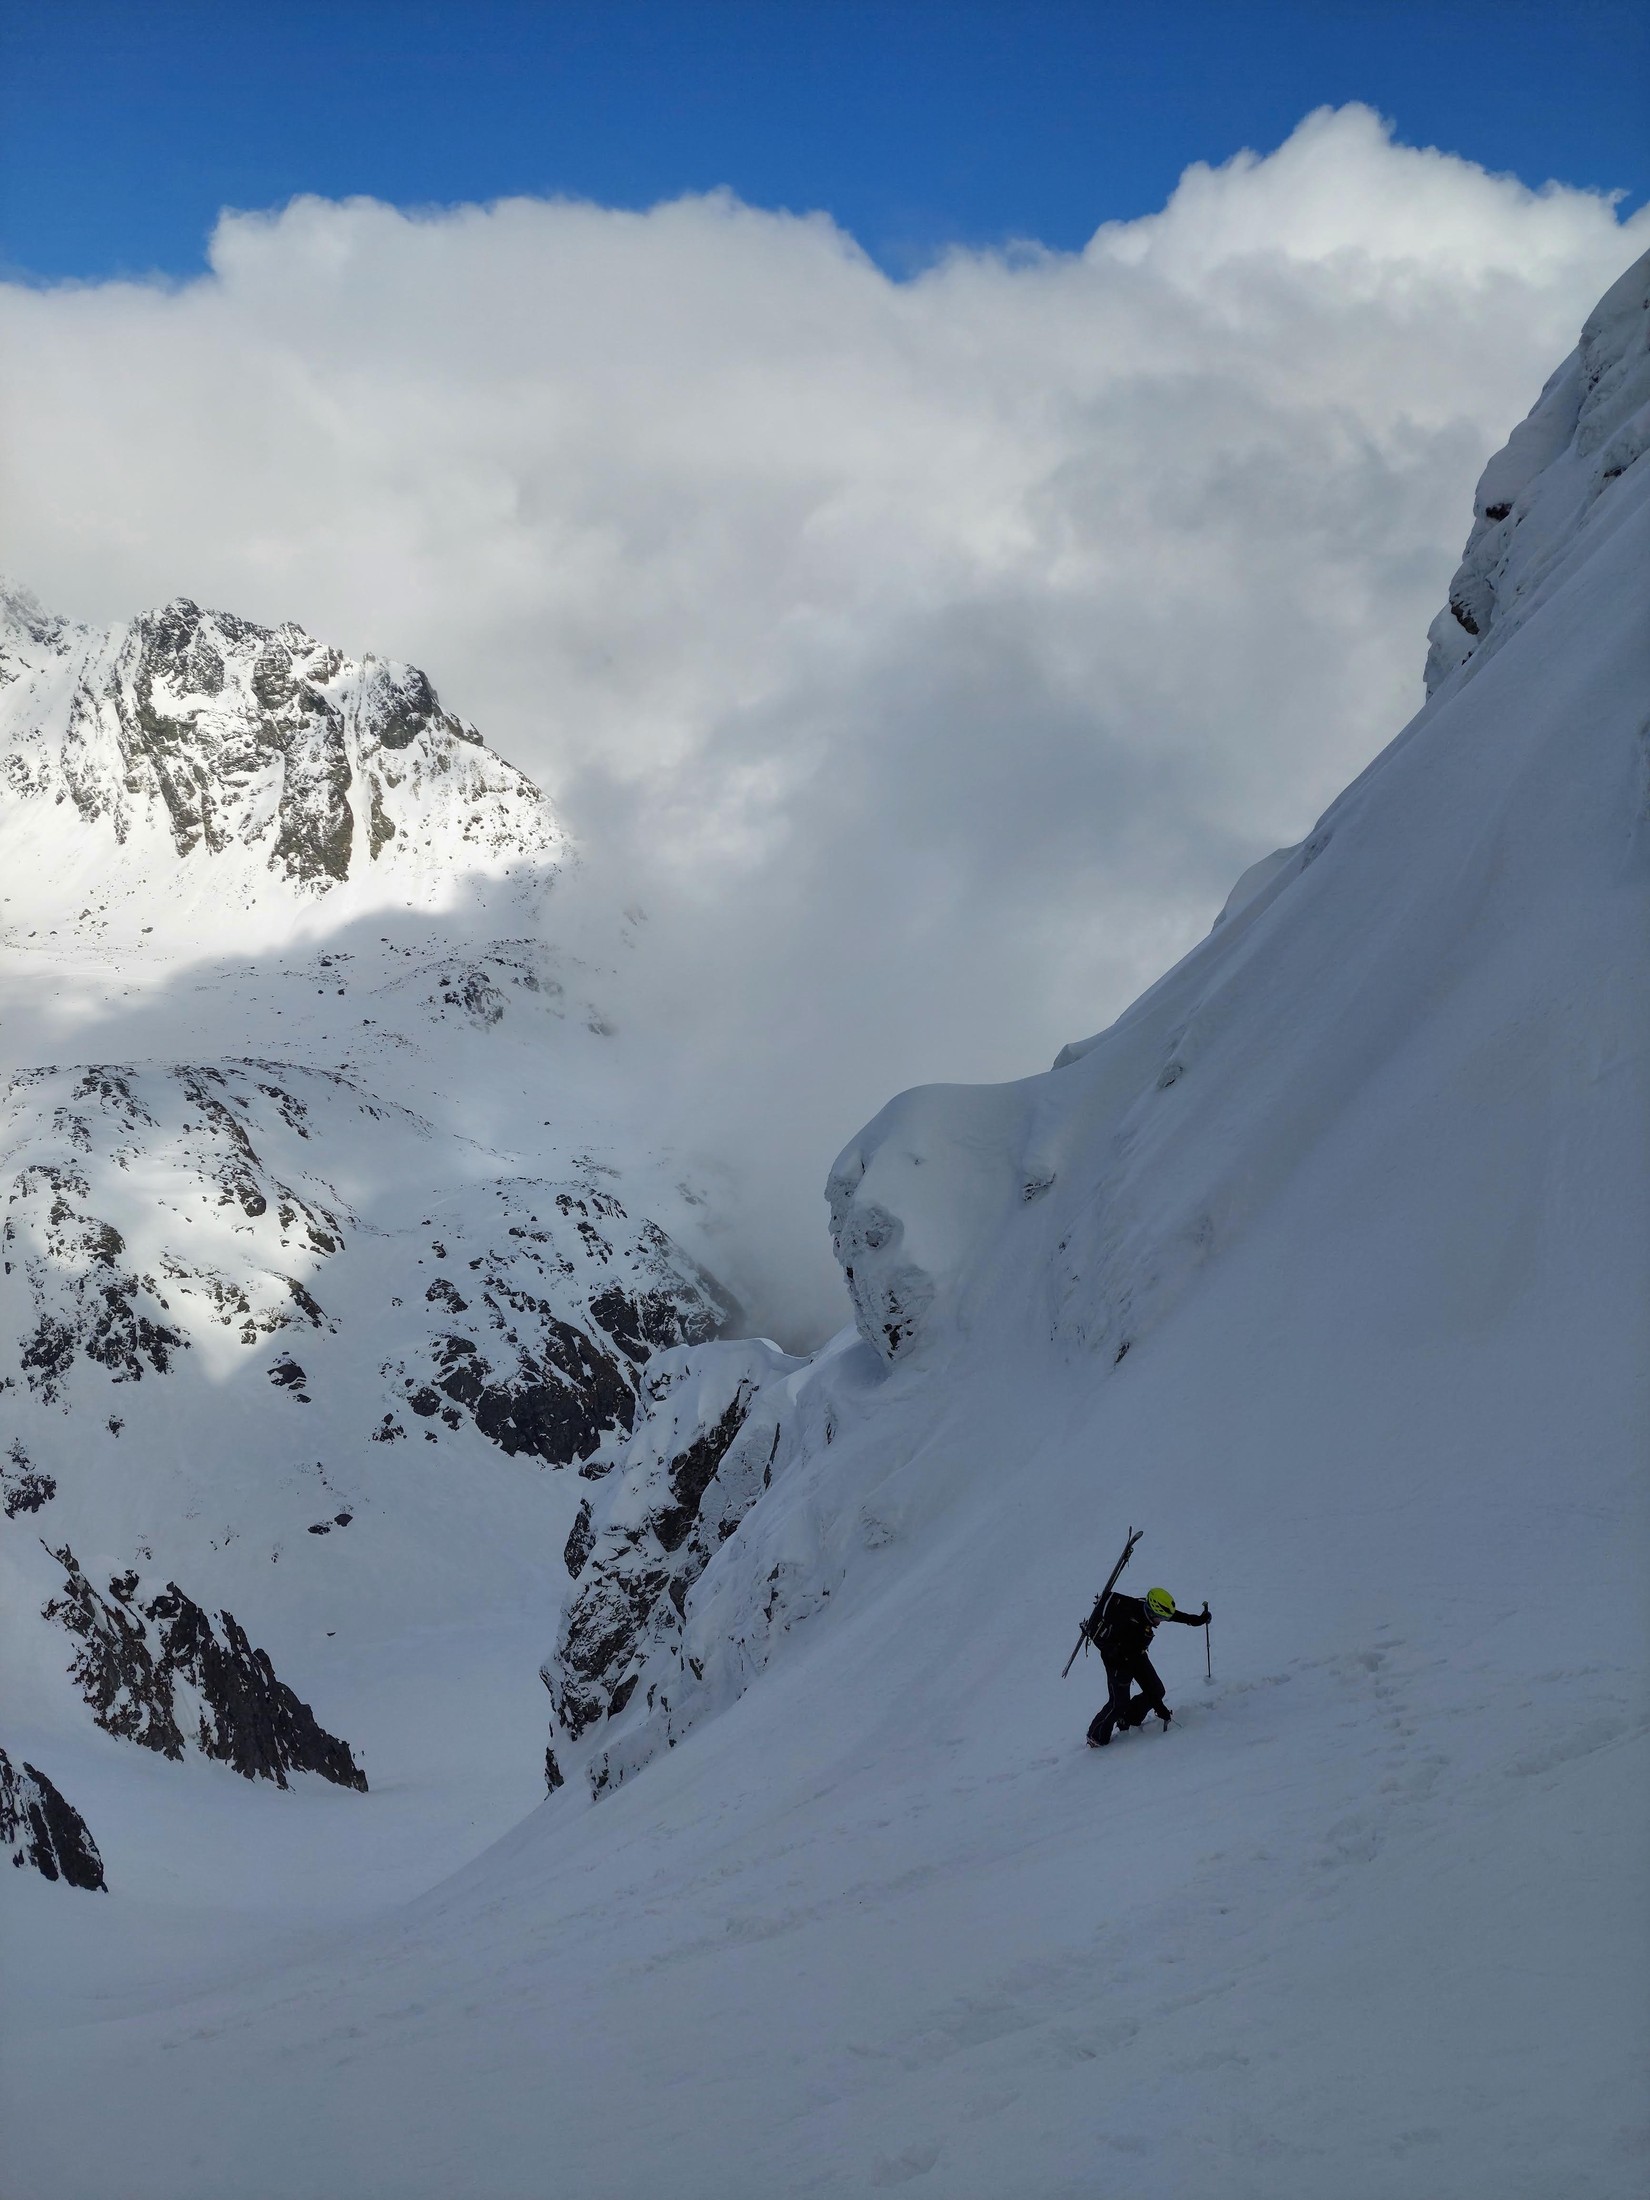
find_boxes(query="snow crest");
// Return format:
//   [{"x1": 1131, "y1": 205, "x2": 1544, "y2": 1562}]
[{"x1": 1424, "y1": 247, "x2": 1650, "y2": 692}]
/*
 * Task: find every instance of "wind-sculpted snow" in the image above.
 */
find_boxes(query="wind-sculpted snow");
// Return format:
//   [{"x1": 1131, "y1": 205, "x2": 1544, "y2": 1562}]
[
  {"x1": 0, "y1": 587, "x2": 565, "y2": 942},
  {"x1": 0, "y1": 1745, "x2": 104, "y2": 1890},
  {"x1": 1425, "y1": 248, "x2": 1650, "y2": 693},
  {"x1": 42, "y1": 1544, "x2": 367, "y2": 1792}
]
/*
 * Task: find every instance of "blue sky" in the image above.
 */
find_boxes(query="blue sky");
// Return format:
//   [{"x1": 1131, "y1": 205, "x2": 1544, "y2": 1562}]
[{"x1": 2, "y1": 0, "x2": 1646, "y2": 282}]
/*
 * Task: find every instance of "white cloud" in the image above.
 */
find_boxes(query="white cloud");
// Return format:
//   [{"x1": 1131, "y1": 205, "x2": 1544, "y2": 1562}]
[{"x1": 3, "y1": 104, "x2": 1645, "y2": 1342}]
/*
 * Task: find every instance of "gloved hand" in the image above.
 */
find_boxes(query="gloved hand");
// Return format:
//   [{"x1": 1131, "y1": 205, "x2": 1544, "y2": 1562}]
[{"x1": 1200, "y1": 1603, "x2": 1211, "y2": 1625}]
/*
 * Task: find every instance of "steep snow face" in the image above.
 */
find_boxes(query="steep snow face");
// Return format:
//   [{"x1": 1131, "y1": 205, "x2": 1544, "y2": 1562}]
[
  {"x1": 830, "y1": 250, "x2": 1650, "y2": 1382},
  {"x1": 0, "y1": 588, "x2": 564, "y2": 947}
]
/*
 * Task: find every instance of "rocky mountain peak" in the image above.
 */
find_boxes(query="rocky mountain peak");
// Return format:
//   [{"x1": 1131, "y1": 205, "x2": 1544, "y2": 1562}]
[{"x1": 0, "y1": 585, "x2": 565, "y2": 932}]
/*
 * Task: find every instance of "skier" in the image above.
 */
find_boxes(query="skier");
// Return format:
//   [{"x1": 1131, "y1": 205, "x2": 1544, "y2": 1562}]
[{"x1": 1085, "y1": 1585, "x2": 1210, "y2": 1746}]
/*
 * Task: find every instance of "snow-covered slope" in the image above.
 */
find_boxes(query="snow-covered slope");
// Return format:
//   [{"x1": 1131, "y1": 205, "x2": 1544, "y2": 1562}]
[
  {"x1": 538, "y1": 256, "x2": 1650, "y2": 1826},
  {"x1": 5, "y1": 255, "x2": 1648, "y2": 2200}
]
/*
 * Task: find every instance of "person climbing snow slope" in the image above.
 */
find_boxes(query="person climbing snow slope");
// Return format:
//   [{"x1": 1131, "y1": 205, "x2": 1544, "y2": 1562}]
[{"x1": 1086, "y1": 1586, "x2": 1210, "y2": 1746}]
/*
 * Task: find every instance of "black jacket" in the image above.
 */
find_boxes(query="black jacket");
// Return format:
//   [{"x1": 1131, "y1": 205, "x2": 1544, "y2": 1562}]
[{"x1": 1091, "y1": 1591, "x2": 1204, "y2": 1664}]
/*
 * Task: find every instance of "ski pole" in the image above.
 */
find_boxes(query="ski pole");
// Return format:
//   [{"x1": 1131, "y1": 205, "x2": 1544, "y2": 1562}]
[{"x1": 1205, "y1": 1612, "x2": 1213, "y2": 1685}]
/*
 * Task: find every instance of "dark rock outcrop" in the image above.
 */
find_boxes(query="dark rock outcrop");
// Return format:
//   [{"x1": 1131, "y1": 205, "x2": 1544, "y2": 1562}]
[
  {"x1": 43, "y1": 1545, "x2": 367, "y2": 1792},
  {"x1": 3, "y1": 1437, "x2": 55, "y2": 1516},
  {"x1": 386, "y1": 1183, "x2": 737, "y2": 1469},
  {"x1": 0, "y1": 1746, "x2": 105, "y2": 1890},
  {"x1": 542, "y1": 1339, "x2": 801, "y2": 1758}
]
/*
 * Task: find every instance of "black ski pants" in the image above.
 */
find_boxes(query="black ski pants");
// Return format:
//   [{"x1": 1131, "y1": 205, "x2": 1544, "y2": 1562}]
[{"x1": 1103, "y1": 1649, "x2": 1166, "y2": 1729}]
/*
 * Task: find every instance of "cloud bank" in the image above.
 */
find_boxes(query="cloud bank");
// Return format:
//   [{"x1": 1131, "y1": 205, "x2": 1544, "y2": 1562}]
[{"x1": 3, "y1": 105, "x2": 1645, "y2": 1343}]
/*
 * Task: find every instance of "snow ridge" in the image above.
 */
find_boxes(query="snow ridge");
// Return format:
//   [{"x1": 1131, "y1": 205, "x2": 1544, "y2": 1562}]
[{"x1": 1424, "y1": 249, "x2": 1650, "y2": 692}]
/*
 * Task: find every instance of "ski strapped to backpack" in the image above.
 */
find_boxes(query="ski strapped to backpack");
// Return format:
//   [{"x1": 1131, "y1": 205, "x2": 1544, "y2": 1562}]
[{"x1": 1060, "y1": 1526, "x2": 1142, "y2": 1678}]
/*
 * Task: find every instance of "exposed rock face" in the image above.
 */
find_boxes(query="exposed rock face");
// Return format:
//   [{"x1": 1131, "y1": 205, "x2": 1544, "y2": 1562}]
[
  {"x1": 42, "y1": 1544, "x2": 367, "y2": 1791},
  {"x1": 383, "y1": 1182, "x2": 738, "y2": 1467},
  {"x1": 0, "y1": 1746, "x2": 105, "y2": 1889},
  {"x1": 2, "y1": 1438, "x2": 55, "y2": 1517},
  {"x1": 0, "y1": 588, "x2": 564, "y2": 904},
  {"x1": 541, "y1": 1338, "x2": 804, "y2": 1790}
]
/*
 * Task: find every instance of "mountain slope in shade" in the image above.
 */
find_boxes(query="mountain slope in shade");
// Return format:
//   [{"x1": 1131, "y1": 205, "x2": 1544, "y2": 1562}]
[{"x1": 4, "y1": 254, "x2": 1647, "y2": 2200}]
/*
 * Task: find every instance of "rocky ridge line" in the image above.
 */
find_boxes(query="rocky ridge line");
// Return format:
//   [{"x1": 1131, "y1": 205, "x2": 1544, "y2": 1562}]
[{"x1": 0, "y1": 585, "x2": 564, "y2": 914}]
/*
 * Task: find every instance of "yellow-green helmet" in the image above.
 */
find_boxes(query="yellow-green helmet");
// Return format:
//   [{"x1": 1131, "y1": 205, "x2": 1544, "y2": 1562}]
[{"x1": 1145, "y1": 1587, "x2": 1175, "y2": 1621}]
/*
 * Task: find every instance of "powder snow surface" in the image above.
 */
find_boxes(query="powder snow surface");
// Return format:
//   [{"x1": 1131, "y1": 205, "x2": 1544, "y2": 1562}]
[{"x1": 3, "y1": 259, "x2": 1648, "y2": 2199}]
